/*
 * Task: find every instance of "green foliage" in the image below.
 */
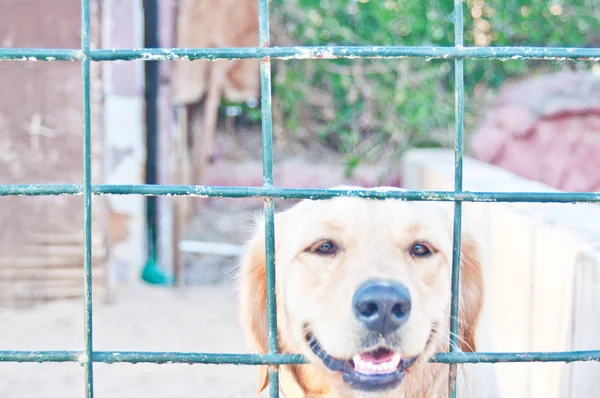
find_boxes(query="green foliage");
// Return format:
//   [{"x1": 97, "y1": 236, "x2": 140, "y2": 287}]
[
  {"x1": 266, "y1": 0, "x2": 600, "y2": 169},
  {"x1": 220, "y1": 98, "x2": 262, "y2": 123}
]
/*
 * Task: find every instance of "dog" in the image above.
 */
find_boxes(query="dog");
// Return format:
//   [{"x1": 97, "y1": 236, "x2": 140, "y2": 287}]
[{"x1": 238, "y1": 186, "x2": 498, "y2": 397}]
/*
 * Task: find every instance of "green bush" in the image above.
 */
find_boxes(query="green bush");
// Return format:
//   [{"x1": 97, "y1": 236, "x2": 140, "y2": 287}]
[{"x1": 266, "y1": 0, "x2": 600, "y2": 174}]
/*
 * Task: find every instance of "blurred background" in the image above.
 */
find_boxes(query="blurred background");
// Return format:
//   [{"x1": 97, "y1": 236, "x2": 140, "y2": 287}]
[{"x1": 1, "y1": 0, "x2": 600, "y2": 397}]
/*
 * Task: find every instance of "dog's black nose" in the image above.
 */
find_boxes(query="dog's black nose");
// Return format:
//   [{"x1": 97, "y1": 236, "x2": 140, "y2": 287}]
[{"x1": 352, "y1": 279, "x2": 411, "y2": 335}]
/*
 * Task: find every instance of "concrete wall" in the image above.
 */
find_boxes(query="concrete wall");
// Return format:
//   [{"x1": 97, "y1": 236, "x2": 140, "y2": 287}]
[{"x1": 402, "y1": 148, "x2": 600, "y2": 398}]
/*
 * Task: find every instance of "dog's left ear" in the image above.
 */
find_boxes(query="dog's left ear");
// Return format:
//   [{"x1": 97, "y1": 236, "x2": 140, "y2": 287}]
[
  {"x1": 237, "y1": 209, "x2": 294, "y2": 393},
  {"x1": 458, "y1": 233, "x2": 484, "y2": 352}
]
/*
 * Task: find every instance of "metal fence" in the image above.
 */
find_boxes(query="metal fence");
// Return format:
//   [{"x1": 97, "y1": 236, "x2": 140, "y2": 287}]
[{"x1": 1, "y1": 0, "x2": 600, "y2": 397}]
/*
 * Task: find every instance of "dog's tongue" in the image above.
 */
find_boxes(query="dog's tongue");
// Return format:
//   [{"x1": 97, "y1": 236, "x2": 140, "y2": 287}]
[{"x1": 360, "y1": 348, "x2": 395, "y2": 364}]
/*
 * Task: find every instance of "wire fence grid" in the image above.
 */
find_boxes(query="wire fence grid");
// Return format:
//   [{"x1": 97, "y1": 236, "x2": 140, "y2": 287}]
[{"x1": 0, "y1": 0, "x2": 599, "y2": 397}]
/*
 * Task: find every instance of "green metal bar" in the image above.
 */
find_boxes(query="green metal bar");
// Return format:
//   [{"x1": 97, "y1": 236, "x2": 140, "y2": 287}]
[
  {"x1": 257, "y1": 0, "x2": 280, "y2": 396},
  {"x1": 2, "y1": 46, "x2": 600, "y2": 62},
  {"x1": 143, "y1": 0, "x2": 160, "y2": 272},
  {"x1": 88, "y1": 46, "x2": 600, "y2": 61},
  {"x1": 2, "y1": 184, "x2": 600, "y2": 203},
  {"x1": 95, "y1": 352, "x2": 302, "y2": 365},
  {"x1": 26, "y1": 46, "x2": 600, "y2": 61},
  {"x1": 432, "y1": 351, "x2": 600, "y2": 364},
  {"x1": 81, "y1": 0, "x2": 94, "y2": 396},
  {"x1": 0, "y1": 184, "x2": 83, "y2": 195},
  {"x1": 0, "y1": 48, "x2": 80, "y2": 61},
  {"x1": 0, "y1": 351, "x2": 81, "y2": 363},
  {"x1": 449, "y1": 1, "x2": 465, "y2": 396},
  {"x1": 2, "y1": 350, "x2": 600, "y2": 365}
]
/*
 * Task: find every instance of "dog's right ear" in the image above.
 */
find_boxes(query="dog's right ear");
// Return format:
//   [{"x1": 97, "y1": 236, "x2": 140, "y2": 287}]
[{"x1": 238, "y1": 209, "x2": 294, "y2": 393}]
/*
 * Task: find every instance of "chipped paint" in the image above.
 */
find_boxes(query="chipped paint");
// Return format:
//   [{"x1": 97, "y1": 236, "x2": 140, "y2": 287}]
[
  {"x1": 0, "y1": 49, "x2": 79, "y2": 61},
  {"x1": 1, "y1": 184, "x2": 600, "y2": 203},
  {"x1": 1, "y1": 349, "x2": 599, "y2": 365},
  {"x1": 78, "y1": 353, "x2": 90, "y2": 365},
  {"x1": 2, "y1": 46, "x2": 599, "y2": 62},
  {"x1": 141, "y1": 52, "x2": 166, "y2": 60}
]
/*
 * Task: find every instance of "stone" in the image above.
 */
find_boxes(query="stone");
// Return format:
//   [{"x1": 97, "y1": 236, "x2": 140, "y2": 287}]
[{"x1": 470, "y1": 72, "x2": 600, "y2": 192}]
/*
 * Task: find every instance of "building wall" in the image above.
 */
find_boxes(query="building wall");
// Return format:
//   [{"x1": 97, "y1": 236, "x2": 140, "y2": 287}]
[
  {"x1": 157, "y1": 0, "x2": 178, "y2": 280},
  {"x1": 102, "y1": 0, "x2": 179, "y2": 284},
  {"x1": 0, "y1": 0, "x2": 106, "y2": 307},
  {"x1": 102, "y1": 0, "x2": 146, "y2": 284}
]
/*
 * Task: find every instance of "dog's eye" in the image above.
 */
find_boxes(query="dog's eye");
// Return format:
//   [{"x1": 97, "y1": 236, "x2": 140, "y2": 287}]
[
  {"x1": 311, "y1": 240, "x2": 337, "y2": 255},
  {"x1": 410, "y1": 243, "x2": 431, "y2": 257}
]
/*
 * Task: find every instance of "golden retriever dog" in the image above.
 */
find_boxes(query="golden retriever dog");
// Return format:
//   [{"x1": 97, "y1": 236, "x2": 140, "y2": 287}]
[{"x1": 238, "y1": 186, "x2": 498, "y2": 397}]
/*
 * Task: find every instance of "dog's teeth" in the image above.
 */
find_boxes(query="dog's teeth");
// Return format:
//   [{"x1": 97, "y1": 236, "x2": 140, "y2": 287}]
[{"x1": 352, "y1": 352, "x2": 402, "y2": 375}]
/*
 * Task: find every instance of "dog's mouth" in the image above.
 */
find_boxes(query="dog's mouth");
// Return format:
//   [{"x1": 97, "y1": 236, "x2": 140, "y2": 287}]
[{"x1": 306, "y1": 333, "x2": 420, "y2": 392}]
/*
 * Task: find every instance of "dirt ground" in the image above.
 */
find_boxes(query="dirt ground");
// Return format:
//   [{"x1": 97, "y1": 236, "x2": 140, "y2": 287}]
[
  {"x1": 0, "y1": 124, "x2": 402, "y2": 397},
  {"x1": 0, "y1": 283, "x2": 264, "y2": 398}
]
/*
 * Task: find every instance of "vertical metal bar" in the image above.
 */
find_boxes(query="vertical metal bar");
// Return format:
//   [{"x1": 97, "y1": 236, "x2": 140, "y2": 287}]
[
  {"x1": 143, "y1": 0, "x2": 159, "y2": 270},
  {"x1": 449, "y1": 0, "x2": 465, "y2": 397},
  {"x1": 81, "y1": 0, "x2": 94, "y2": 396},
  {"x1": 258, "y1": 0, "x2": 279, "y2": 396}
]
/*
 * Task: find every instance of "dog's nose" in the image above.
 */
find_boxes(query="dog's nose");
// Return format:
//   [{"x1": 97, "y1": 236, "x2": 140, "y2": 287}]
[{"x1": 352, "y1": 279, "x2": 411, "y2": 335}]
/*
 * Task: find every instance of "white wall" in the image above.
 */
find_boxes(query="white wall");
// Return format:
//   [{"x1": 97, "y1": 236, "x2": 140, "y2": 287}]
[
  {"x1": 402, "y1": 148, "x2": 600, "y2": 398},
  {"x1": 102, "y1": 0, "x2": 146, "y2": 285}
]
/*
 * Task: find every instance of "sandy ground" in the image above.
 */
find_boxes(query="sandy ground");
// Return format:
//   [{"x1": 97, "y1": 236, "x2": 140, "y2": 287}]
[
  {"x1": 0, "y1": 284, "x2": 263, "y2": 398},
  {"x1": 183, "y1": 200, "x2": 262, "y2": 285},
  {"x1": 0, "y1": 127, "x2": 397, "y2": 397}
]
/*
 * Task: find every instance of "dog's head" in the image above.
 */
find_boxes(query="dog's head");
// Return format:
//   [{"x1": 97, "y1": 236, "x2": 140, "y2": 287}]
[{"x1": 238, "y1": 187, "x2": 483, "y2": 396}]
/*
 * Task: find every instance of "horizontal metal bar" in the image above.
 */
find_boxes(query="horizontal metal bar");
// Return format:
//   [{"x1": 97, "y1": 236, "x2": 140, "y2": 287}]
[
  {"x1": 95, "y1": 352, "x2": 303, "y2": 365},
  {"x1": 0, "y1": 351, "x2": 303, "y2": 365},
  {"x1": 0, "y1": 185, "x2": 83, "y2": 195},
  {"x1": 1, "y1": 184, "x2": 600, "y2": 203},
  {"x1": 1, "y1": 46, "x2": 599, "y2": 62},
  {"x1": 0, "y1": 48, "x2": 81, "y2": 61},
  {"x1": 433, "y1": 350, "x2": 600, "y2": 364},
  {"x1": 0, "y1": 351, "x2": 81, "y2": 363},
  {"x1": 87, "y1": 46, "x2": 600, "y2": 61},
  {"x1": 1, "y1": 350, "x2": 599, "y2": 365}
]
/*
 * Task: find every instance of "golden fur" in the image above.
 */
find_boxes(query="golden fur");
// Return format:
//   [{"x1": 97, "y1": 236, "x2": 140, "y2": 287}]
[{"x1": 238, "y1": 187, "x2": 498, "y2": 397}]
